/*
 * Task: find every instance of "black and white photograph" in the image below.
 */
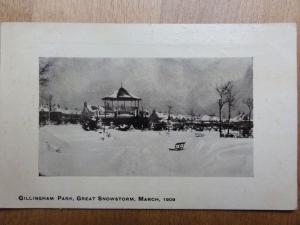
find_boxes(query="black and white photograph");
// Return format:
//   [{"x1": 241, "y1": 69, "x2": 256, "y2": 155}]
[
  {"x1": 39, "y1": 57, "x2": 253, "y2": 177},
  {"x1": 0, "y1": 23, "x2": 296, "y2": 210}
]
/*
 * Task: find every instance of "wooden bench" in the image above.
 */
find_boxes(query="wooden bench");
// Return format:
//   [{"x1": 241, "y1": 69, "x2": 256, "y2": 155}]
[{"x1": 169, "y1": 142, "x2": 186, "y2": 151}]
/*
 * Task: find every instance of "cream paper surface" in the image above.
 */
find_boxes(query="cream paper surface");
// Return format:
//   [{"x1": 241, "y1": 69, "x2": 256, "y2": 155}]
[{"x1": 0, "y1": 23, "x2": 297, "y2": 209}]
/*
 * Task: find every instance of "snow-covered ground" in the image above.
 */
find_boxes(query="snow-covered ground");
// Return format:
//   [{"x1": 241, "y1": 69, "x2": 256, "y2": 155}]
[{"x1": 39, "y1": 125, "x2": 253, "y2": 177}]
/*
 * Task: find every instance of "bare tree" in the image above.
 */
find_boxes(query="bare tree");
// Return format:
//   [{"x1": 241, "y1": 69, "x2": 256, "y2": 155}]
[
  {"x1": 39, "y1": 61, "x2": 53, "y2": 87},
  {"x1": 167, "y1": 105, "x2": 173, "y2": 120},
  {"x1": 216, "y1": 82, "x2": 231, "y2": 137},
  {"x1": 39, "y1": 59, "x2": 57, "y2": 120},
  {"x1": 47, "y1": 94, "x2": 53, "y2": 122},
  {"x1": 189, "y1": 108, "x2": 195, "y2": 122},
  {"x1": 166, "y1": 105, "x2": 173, "y2": 132},
  {"x1": 243, "y1": 98, "x2": 253, "y2": 121},
  {"x1": 225, "y1": 82, "x2": 237, "y2": 135}
]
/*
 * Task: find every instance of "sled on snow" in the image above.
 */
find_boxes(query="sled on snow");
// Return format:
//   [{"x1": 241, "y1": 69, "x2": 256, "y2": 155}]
[{"x1": 169, "y1": 142, "x2": 186, "y2": 151}]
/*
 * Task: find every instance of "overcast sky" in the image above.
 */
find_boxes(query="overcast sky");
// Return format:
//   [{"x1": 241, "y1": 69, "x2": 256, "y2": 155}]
[{"x1": 40, "y1": 57, "x2": 253, "y2": 115}]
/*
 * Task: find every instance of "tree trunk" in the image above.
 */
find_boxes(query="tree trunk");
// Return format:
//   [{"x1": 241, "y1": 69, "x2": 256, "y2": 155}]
[
  {"x1": 48, "y1": 96, "x2": 52, "y2": 122},
  {"x1": 227, "y1": 105, "x2": 231, "y2": 135},
  {"x1": 249, "y1": 109, "x2": 252, "y2": 121},
  {"x1": 218, "y1": 104, "x2": 222, "y2": 137}
]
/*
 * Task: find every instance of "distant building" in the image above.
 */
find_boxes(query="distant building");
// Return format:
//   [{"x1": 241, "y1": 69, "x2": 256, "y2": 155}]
[
  {"x1": 149, "y1": 110, "x2": 161, "y2": 124},
  {"x1": 102, "y1": 85, "x2": 141, "y2": 118},
  {"x1": 230, "y1": 112, "x2": 248, "y2": 122},
  {"x1": 200, "y1": 114, "x2": 216, "y2": 123},
  {"x1": 81, "y1": 101, "x2": 104, "y2": 120},
  {"x1": 39, "y1": 104, "x2": 81, "y2": 125}
]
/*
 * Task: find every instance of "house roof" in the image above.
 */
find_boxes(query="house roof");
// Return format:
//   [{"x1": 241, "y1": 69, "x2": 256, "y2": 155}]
[
  {"x1": 200, "y1": 114, "x2": 220, "y2": 121},
  {"x1": 83, "y1": 104, "x2": 105, "y2": 113},
  {"x1": 230, "y1": 113, "x2": 248, "y2": 122},
  {"x1": 39, "y1": 105, "x2": 49, "y2": 112},
  {"x1": 200, "y1": 115, "x2": 211, "y2": 121},
  {"x1": 102, "y1": 86, "x2": 141, "y2": 101}
]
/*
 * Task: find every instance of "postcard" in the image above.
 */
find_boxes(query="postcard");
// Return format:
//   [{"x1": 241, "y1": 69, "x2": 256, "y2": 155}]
[{"x1": 0, "y1": 23, "x2": 297, "y2": 209}]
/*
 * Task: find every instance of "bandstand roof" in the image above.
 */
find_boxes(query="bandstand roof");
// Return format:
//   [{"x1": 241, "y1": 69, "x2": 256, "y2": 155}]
[{"x1": 102, "y1": 86, "x2": 141, "y2": 101}]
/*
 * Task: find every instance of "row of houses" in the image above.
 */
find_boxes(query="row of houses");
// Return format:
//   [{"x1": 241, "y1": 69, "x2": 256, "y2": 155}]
[
  {"x1": 39, "y1": 105, "x2": 81, "y2": 125},
  {"x1": 147, "y1": 110, "x2": 252, "y2": 131},
  {"x1": 40, "y1": 86, "x2": 252, "y2": 131},
  {"x1": 148, "y1": 110, "x2": 251, "y2": 124},
  {"x1": 40, "y1": 106, "x2": 251, "y2": 127}
]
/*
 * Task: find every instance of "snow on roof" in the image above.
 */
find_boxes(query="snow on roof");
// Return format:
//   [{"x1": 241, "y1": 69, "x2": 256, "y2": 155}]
[
  {"x1": 40, "y1": 105, "x2": 82, "y2": 114},
  {"x1": 98, "y1": 105, "x2": 105, "y2": 112},
  {"x1": 39, "y1": 106, "x2": 49, "y2": 112},
  {"x1": 86, "y1": 105, "x2": 98, "y2": 112},
  {"x1": 210, "y1": 116, "x2": 219, "y2": 121},
  {"x1": 200, "y1": 115, "x2": 211, "y2": 121},
  {"x1": 230, "y1": 113, "x2": 247, "y2": 122},
  {"x1": 173, "y1": 114, "x2": 187, "y2": 119},
  {"x1": 200, "y1": 115, "x2": 220, "y2": 121},
  {"x1": 156, "y1": 112, "x2": 169, "y2": 120},
  {"x1": 83, "y1": 104, "x2": 105, "y2": 114},
  {"x1": 102, "y1": 86, "x2": 141, "y2": 100},
  {"x1": 55, "y1": 108, "x2": 80, "y2": 114},
  {"x1": 60, "y1": 109, "x2": 72, "y2": 114},
  {"x1": 230, "y1": 116, "x2": 240, "y2": 122}
]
